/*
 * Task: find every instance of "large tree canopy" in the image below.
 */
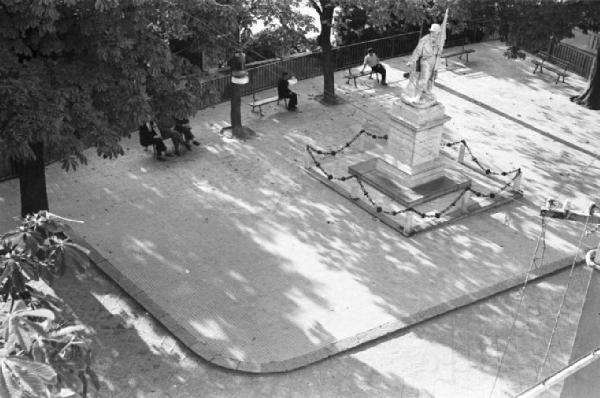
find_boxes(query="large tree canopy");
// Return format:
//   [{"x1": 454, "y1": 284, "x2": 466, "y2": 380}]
[
  {"x1": 0, "y1": 0, "x2": 232, "y2": 216},
  {"x1": 176, "y1": 0, "x2": 316, "y2": 66},
  {"x1": 0, "y1": 0, "x2": 317, "y2": 215},
  {"x1": 1, "y1": 0, "x2": 208, "y2": 168}
]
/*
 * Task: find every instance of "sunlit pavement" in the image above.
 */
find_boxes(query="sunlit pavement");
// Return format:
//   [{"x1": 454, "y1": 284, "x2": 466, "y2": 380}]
[{"x1": 1, "y1": 40, "x2": 599, "y2": 397}]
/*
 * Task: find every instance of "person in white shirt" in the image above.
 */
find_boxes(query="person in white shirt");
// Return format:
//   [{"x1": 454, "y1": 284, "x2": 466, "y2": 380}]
[{"x1": 360, "y1": 48, "x2": 387, "y2": 85}]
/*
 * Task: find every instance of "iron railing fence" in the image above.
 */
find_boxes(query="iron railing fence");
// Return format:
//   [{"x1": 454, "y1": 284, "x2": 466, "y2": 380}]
[
  {"x1": 200, "y1": 31, "x2": 421, "y2": 104},
  {"x1": 0, "y1": 29, "x2": 503, "y2": 180}
]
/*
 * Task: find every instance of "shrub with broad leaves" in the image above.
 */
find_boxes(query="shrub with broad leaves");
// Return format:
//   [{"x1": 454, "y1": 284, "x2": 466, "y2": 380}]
[{"x1": 0, "y1": 212, "x2": 99, "y2": 397}]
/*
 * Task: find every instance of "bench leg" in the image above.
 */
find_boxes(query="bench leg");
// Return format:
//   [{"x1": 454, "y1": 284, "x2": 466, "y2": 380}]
[
  {"x1": 465, "y1": 53, "x2": 469, "y2": 63},
  {"x1": 353, "y1": 78, "x2": 357, "y2": 88},
  {"x1": 259, "y1": 106, "x2": 264, "y2": 117}
]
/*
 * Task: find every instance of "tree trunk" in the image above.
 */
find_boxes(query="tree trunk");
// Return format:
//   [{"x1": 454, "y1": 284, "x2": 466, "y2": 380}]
[
  {"x1": 571, "y1": 49, "x2": 600, "y2": 110},
  {"x1": 318, "y1": 4, "x2": 336, "y2": 104},
  {"x1": 17, "y1": 142, "x2": 49, "y2": 218},
  {"x1": 225, "y1": 82, "x2": 254, "y2": 140},
  {"x1": 231, "y1": 83, "x2": 244, "y2": 137}
]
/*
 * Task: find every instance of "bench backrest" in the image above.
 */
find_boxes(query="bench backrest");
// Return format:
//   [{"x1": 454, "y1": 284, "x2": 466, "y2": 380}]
[{"x1": 538, "y1": 51, "x2": 573, "y2": 70}]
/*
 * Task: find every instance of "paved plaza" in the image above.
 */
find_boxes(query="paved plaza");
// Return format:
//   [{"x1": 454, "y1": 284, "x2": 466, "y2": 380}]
[{"x1": 1, "y1": 41, "x2": 599, "y2": 396}]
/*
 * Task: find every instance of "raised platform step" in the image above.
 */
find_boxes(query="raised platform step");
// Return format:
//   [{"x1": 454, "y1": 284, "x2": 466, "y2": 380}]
[{"x1": 348, "y1": 158, "x2": 471, "y2": 207}]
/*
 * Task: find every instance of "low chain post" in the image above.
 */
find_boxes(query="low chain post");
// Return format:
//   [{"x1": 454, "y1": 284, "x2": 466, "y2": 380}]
[
  {"x1": 457, "y1": 142, "x2": 466, "y2": 164},
  {"x1": 304, "y1": 148, "x2": 313, "y2": 169},
  {"x1": 403, "y1": 213, "x2": 414, "y2": 234},
  {"x1": 459, "y1": 190, "x2": 472, "y2": 213},
  {"x1": 513, "y1": 172, "x2": 522, "y2": 192},
  {"x1": 561, "y1": 199, "x2": 571, "y2": 213}
]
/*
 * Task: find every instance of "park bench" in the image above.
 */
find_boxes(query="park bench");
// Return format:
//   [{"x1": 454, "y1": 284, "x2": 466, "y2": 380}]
[
  {"x1": 531, "y1": 51, "x2": 572, "y2": 84},
  {"x1": 440, "y1": 48, "x2": 475, "y2": 67},
  {"x1": 248, "y1": 94, "x2": 287, "y2": 117},
  {"x1": 344, "y1": 68, "x2": 380, "y2": 88}
]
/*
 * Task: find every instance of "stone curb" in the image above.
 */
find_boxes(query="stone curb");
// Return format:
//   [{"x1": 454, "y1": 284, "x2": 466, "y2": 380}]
[{"x1": 62, "y1": 224, "x2": 589, "y2": 374}]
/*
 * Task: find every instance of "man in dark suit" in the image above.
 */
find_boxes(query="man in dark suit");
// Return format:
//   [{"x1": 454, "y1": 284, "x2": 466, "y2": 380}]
[
  {"x1": 174, "y1": 117, "x2": 200, "y2": 148},
  {"x1": 277, "y1": 72, "x2": 298, "y2": 111},
  {"x1": 139, "y1": 121, "x2": 167, "y2": 161}
]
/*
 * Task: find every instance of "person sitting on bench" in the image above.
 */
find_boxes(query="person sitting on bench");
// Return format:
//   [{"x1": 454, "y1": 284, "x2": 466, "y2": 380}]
[
  {"x1": 277, "y1": 72, "x2": 298, "y2": 111},
  {"x1": 156, "y1": 117, "x2": 187, "y2": 155},
  {"x1": 139, "y1": 121, "x2": 167, "y2": 161},
  {"x1": 361, "y1": 48, "x2": 387, "y2": 86},
  {"x1": 174, "y1": 117, "x2": 200, "y2": 148}
]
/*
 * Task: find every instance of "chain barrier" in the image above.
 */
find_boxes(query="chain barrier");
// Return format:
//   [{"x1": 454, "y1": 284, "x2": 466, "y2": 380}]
[
  {"x1": 307, "y1": 134, "x2": 522, "y2": 219},
  {"x1": 305, "y1": 128, "x2": 386, "y2": 181},
  {"x1": 445, "y1": 140, "x2": 521, "y2": 177},
  {"x1": 306, "y1": 129, "x2": 388, "y2": 157}
]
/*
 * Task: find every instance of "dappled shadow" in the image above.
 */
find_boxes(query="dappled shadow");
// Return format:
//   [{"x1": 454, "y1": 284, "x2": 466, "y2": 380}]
[
  {"x1": 341, "y1": 266, "x2": 590, "y2": 397},
  {"x1": 0, "y1": 38, "x2": 598, "y2": 396},
  {"x1": 51, "y1": 232, "x2": 589, "y2": 397},
  {"x1": 53, "y1": 263, "x2": 433, "y2": 397}
]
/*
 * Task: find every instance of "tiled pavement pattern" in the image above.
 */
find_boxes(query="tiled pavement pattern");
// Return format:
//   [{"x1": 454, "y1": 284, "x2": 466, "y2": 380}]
[
  {"x1": 1, "y1": 41, "x2": 599, "y2": 394},
  {"x1": 51, "y1": 253, "x2": 592, "y2": 397}
]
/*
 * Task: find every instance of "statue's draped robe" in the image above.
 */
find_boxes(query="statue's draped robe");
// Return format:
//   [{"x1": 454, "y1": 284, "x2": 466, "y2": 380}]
[{"x1": 404, "y1": 34, "x2": 440, "y2": 102}]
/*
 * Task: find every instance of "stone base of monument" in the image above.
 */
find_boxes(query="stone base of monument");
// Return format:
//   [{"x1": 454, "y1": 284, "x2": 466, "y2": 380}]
[
  {"x1": 305, "y1": 98, "x2": 522, "y2": 236},
  {"x1": 348, "y1": 157, "x2": 471, "y2": 208},
  {"x1": 305, "y1": 154, "x2": 522, "y2": 236}
]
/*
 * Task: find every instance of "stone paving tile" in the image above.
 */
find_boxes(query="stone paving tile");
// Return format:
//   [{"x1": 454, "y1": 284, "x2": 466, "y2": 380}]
[
  {"x1": 1, "y1": 40, "x2": 598, "y2": 396},
  {"x1": 3, "y1": 54, "x2": 598, "y2": 373}
]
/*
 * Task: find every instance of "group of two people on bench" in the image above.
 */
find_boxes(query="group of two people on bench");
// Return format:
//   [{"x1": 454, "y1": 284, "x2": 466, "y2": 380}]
[{"x1": 139, "y1": 118, "x2": 200, "y2": 161}]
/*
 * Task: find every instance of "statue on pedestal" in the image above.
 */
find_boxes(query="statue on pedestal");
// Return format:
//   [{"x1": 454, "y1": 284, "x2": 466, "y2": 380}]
[{"x1": 401, "y1": 10, "x2": 448, "y2": 108}]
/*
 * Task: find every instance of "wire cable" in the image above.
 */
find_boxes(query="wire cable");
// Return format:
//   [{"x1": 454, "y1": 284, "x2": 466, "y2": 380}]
[
  {"x1": 536, "y1": 213, "x2": 591, "y2": 380},
  {"x1": 488, "y1": 216, "x2": 548, "y2": 398}
]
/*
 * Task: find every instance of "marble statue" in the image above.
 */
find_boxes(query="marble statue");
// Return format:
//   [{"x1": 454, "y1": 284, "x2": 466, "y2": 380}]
[{"x1": 401, "y1": 10, "x2": 448, "y2": 108}]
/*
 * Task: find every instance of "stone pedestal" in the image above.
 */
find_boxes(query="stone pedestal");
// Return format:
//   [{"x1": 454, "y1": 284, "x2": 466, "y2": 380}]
[
  {"x1": 350, "y1": 101, "x2": 471, "y2": 207},
  {"x1": 380, "y1": 102, "x2": 449, "y2": 187}
]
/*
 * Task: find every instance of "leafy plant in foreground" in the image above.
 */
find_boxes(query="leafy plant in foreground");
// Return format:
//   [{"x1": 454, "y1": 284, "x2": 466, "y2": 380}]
[{"x1": 0, "y1": 212, "x2": 98, "y2": 397}]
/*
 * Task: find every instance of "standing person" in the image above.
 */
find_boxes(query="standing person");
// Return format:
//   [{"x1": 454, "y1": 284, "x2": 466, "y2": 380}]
[
  {"x1": 277, "y1": 72, "x2": 298, "y2": 111},
  {"x1": 139, "y1": 121, "x2": 167, "y2": 161},
  {"x1": 404, "y1": 23, "x2": 443, "y2": 103},
  {"x1": 361, "y1": 48, "x2": 387, "y2": 85}
]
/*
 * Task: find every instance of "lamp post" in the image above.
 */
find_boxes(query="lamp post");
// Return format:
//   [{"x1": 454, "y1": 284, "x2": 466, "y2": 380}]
[{"x1": 221, "y1": 51, "x2": 254, "y2": 139}]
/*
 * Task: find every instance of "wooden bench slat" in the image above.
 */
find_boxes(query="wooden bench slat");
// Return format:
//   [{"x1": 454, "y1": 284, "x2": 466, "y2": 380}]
[
  {"x1": 440, "y1": 49, "x2": 475, "y2": 58},
  {"x1": 250, "y1": 96, "x2": 279, "y2": 106},
  {"x1": 344, "y1": 69, "x2": 379, "y2": 88},
  {"x1": 531, "y1": 53, "x2": 571, "y2": 84},
  {"x1": 440, "y1": 48, "x2": 475, "y2": 67},
  {"x1": 248, "y1": 95, "x2": 287, "y2": 116}
]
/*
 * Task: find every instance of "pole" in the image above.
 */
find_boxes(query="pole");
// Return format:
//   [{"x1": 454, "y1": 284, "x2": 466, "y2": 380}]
[
  {"x1": 516, "y1": 347, "x2": 600, "y2": 398},
  {"x1": 221, "y1": 52, "x2": 255, "y2": 140},
  {"x1": 431, "y1": 8, "x2": 449, "y2": 88}
]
